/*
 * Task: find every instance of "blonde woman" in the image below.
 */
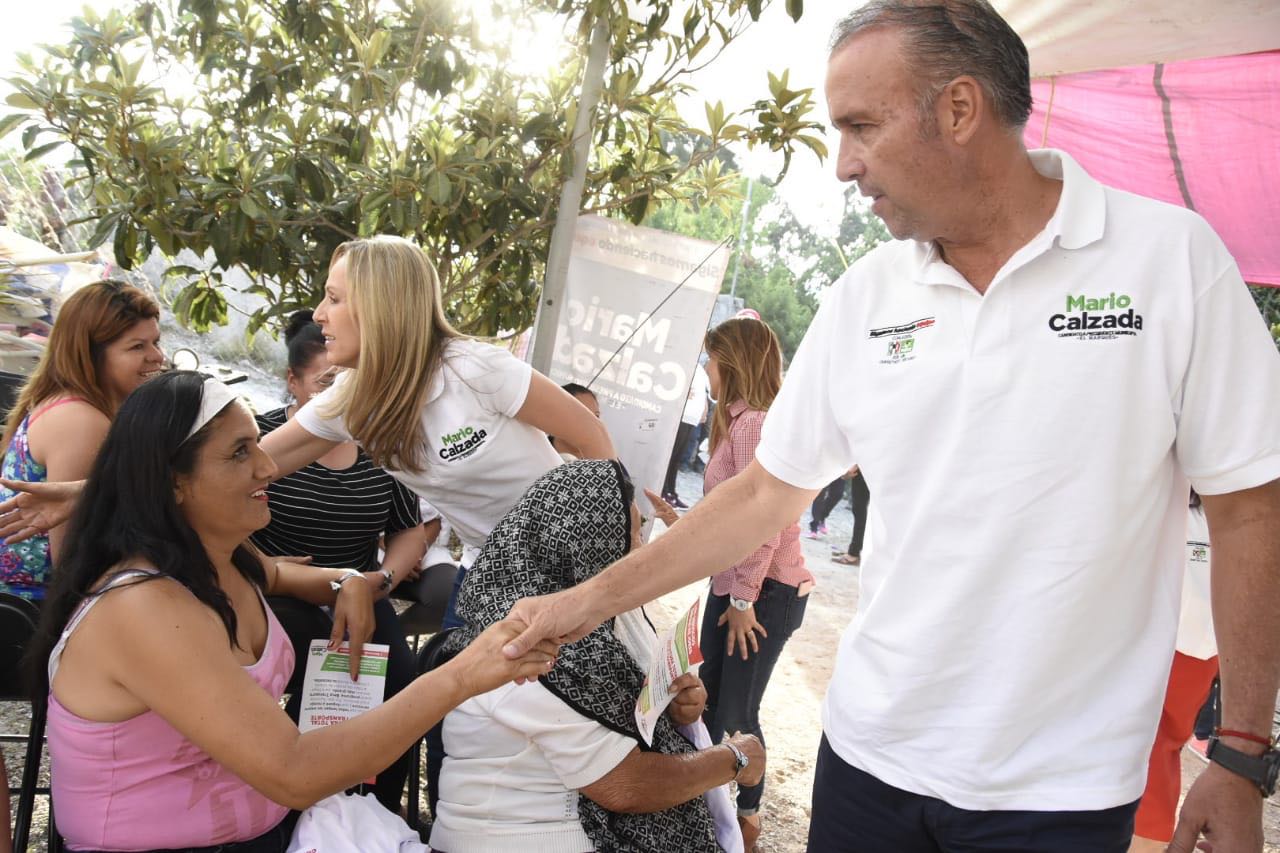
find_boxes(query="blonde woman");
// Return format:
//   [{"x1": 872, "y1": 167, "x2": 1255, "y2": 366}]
[
  {"x1": 646, "y1": 317, "x2": 812, "y2": 851},
  {"x1": 263, "y1": 237, "x2": 612, "y2": 622}
]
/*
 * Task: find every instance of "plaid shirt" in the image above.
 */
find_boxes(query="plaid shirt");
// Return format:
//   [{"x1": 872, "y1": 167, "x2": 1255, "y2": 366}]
[{"x1": 703, "y1": 400, "x2": 813, "y2": 601}]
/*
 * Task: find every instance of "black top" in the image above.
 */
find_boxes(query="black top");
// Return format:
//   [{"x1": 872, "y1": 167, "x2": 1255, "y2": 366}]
[{"x1": 250, "y1": 407, "x2": 421, "y2": 571}]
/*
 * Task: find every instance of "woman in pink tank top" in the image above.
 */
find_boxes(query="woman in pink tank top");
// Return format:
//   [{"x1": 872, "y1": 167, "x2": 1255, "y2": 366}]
[
  {"x1": 26, "y1": 371, "x2": 560, "y2": 852},
  {"x1": 0, "y1": 279, "x2": 162, "y2": 601}
]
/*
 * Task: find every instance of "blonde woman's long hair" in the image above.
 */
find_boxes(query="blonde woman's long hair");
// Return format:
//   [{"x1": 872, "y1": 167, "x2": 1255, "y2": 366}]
[
  {"x1": 704, "y1": 317, "x2": 783, "y2": 453},
  {"x1": 321, "y1": 235, "x2": 461, "y2": 473}
]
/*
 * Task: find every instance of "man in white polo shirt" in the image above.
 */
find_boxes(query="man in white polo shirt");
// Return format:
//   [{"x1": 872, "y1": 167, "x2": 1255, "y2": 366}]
[{"x1": 503, "y1": 2, "x2": 1280, "y2": 850}]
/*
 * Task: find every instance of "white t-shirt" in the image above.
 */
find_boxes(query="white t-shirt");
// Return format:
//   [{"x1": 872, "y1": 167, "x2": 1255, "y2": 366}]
[
  {"x1": 755, "y1": 149, "x2": 1280, "y2": 811},
  {"x1": 1177, "y1": 504, "x2": 1216, "y2": 660},
  {"x1": 682, "y1": 364, "x2": 710, "y2": 426},
  {"x1": 430, "y1": 611, "x2": 655, "y2": 853},
  {"x1": 295, "y1": 338, "x2": 563, "y2": 547}
]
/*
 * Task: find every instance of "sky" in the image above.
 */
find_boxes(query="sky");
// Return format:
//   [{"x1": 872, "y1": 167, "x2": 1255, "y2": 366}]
[{"x1": 1, "y1": 2, "x2": 854, "y2": 233}]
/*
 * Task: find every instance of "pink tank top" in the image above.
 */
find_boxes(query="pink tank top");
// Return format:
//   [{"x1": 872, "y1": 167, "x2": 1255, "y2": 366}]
[{"x1": 47, "y1": 570, "x2": 295, "y2": 851}]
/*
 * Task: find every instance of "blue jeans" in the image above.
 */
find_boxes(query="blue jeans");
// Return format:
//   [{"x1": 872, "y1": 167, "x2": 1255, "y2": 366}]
[
  {"x1": 807, "y1": 736, "x2": 1138, "y2": 852},
  {"x1": 441, "y1": 565, "x2": 467, "y2": 630},
  {"x1": 700, "y1": 578, "x2": 808, "y2": 814}
]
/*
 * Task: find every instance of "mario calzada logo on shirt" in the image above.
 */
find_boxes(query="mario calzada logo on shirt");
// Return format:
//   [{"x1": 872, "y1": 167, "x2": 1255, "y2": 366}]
[
  {"x1": 440, "y1": 425, "x2": 488, "y2": 460},
  {"x1": 868, "y1": 317, "x2": 935, "y2": 365},
  {"x1": 1049, "y1": 292, "x2": 1144, "y2": 340}
]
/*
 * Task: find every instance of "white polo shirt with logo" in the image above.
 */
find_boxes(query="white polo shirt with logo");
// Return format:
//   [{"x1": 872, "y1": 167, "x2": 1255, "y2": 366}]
[
  {"x1": 296, "y1": 338, "x2": 563, "y2": 548},
  {"x1": 756, "y1": 149, "x2": 1280, "y2": 811}
]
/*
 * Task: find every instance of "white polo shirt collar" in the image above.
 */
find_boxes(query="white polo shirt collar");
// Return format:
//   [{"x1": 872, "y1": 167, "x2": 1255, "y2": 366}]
[{"x1": 911, "y1": 149, "x2": 1107, "y2": 288}]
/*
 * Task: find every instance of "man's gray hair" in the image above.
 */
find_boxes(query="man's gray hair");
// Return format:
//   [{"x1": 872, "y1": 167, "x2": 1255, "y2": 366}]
[{"x1": 830, "y1": 0, "x2": 1032, "y2": 130}]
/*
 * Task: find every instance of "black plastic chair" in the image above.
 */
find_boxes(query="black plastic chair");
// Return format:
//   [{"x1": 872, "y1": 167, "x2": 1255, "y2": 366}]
[
  {"x1": 405, "y1": 626, "x2": 459, "y2": 835},
  {"x1": 0, "y1": 590, "x2": 60, "y2": 852},
  {"x1": 392, "y1": 562, "x2": 459, "y2": 643}
]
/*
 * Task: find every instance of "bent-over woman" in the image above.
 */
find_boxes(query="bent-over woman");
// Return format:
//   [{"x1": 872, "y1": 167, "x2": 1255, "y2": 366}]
[{"x1": 432, "y1": 460, "x2": 762, "y2": 853}]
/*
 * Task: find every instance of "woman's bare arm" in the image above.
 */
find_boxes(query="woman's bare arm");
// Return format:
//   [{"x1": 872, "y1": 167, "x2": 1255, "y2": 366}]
[
  {"x1": 579, "y1": 732, "x2": 764, "y2": 814},
  {"x1": 74, "y1": 579, "x2": 557, "y2": 811},
  {"x1": 515, "y1": 373, "x2": 615, "y2": 460}
]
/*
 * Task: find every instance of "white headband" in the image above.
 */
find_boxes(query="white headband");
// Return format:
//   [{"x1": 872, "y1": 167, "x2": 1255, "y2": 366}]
[{"x1": 183, "y1": 377, "x2": 239, "y2": 443}]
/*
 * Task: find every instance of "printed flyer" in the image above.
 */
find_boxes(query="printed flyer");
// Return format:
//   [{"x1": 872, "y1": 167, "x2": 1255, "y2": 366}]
[
  {"x1": 634, "y1": 597, "x2": 704, "y2": 745},
  {"x1": 299, "y1": 640, "x2": 389, "y2": 733}
]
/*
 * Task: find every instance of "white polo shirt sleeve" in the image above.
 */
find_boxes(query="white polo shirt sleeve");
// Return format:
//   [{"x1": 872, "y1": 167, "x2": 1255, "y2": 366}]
[
  {"x1": 446, "y1": 339, "x2": 535, "y2": 418},
  {"x1": 491, "y1": 682, "x2": 638, "y2": 790},
  {"x1": 1174, "y1": 245, "x2": 1280, "y2": 495},
  {"x1": 293, "y1": 370, "x2": 354, "y2": 442},
  {"x1": 756, "y1": 278, "x2": 858, "y2": 489}
]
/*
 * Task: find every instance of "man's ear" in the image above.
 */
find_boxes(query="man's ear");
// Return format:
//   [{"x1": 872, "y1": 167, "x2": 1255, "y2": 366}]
[{"x1": 940, "y1": 75, "x2": 983, "y2": 146}]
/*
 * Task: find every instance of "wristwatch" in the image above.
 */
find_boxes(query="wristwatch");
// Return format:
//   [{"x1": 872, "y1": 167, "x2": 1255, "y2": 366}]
[
  {"x1": 729, "y1": 596, "x2": 752, "y2": 612},
  {"x1": 724, "y1": 740, "x2": 749, "y2": 780},
  {"x1": 1206, "y1": 734, "x2": 1280, "y2": 796},
  {"x1": 376, "y1": 569, "x2": 395, "y2": 593},
  {"x1": 328, "y1": 569, "x2": 363, "y2": 593}
]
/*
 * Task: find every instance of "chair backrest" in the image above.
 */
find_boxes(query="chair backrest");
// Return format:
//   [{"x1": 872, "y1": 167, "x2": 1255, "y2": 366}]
[
  {"x1": 397, "y1": 561, "x2": 459, "y2": 638},
  {"x1": 418, "y1": 626, "x2": 459, "y2": 820},
  {"x1": 0, "y1": 592, "x2": 40, "y2": 701},
  {"x1": 416, "y1": 625, "x2": 459, "y2": 676}
]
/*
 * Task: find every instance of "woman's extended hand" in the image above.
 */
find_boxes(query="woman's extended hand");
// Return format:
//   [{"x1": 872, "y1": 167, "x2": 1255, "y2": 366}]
[
  {"x1": 0, "y1": 478, "x2": 81, "y2": 543},
  {"x1": 329, "y1": 574, "x2": 375, "y2": 680},
  {"x1": 643, "y1": 488, "x2": 679, "y2": 528},
  {"x1": 719, "y1": 603, "x2": 768, "y2": 661},
  {"x1": 725, "y1": 732, "x2": 766, "y2": 787},
  {"x1": 666, "y1": 672, "x2": 707, "y2": 726},
  {"x1": 451, "y1": 619, "x2": 560, "y2": 697}
]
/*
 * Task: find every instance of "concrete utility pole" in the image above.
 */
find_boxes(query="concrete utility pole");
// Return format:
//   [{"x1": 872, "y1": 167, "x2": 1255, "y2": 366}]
[
  {"x1": 529, "y1": 16, "x2": 611, "y2": 373},
  {"x1": 729, "y1": 175, "x2": 753, "y2": 299}
]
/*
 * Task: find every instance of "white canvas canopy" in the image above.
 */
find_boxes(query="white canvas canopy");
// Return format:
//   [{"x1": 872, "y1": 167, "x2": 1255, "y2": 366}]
[{"x1": 992, "y1": 0, "x2": 1280, "y2": 76}]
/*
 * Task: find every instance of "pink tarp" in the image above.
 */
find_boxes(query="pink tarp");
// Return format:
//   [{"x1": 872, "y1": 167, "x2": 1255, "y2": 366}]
[{"x1": 1024, "y1": 50, "x2": 1280, "y2": 286}]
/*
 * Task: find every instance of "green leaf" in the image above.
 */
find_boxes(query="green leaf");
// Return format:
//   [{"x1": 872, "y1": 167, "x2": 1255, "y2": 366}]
[
  {"x1": 4, "y1": 92, "x2": 40, "y2": 110},
  {"x1": 86, "y1": 211, "x2": 121, "y2": 249},
  {"x1": 239, "y1": 195, "x2": 264, "y2": 218},
  {"x1": 785, "y1": 0, "x2": 803, "y2": 22},
  {"x1": 425, "y1": 170, "x2": 451, "y2": 206},
  {"x1": 0, "y1": 114, "x2": 26, "y2": 139},
  {"x1": 23, "y1": 140, "x2": 63, "y2": 161}
]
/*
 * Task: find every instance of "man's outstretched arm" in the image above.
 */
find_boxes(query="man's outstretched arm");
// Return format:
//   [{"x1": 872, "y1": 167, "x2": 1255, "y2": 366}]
[{"x1": 502, "y1": 460, "x2": 817, "y2": 657}]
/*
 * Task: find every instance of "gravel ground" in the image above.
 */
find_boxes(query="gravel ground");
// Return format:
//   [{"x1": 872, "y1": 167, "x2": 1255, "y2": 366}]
[{"x1": 5, "y1": 465, "x2": 1279, "y2": 850}]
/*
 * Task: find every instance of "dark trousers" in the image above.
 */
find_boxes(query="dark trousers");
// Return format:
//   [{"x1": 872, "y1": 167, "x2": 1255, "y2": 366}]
[
  {"x1": 700, "y1": 579, "x2": 808, "y2": 814},
  {"x1": 807, "y1": 736, "x2": 1138, "y2": 852},
  {"x1": 1193, "y1": 676, "x2": 1220, "y2": 740},
  {"x1": 269, "y1": 596, "x2": 416, "y2": 812},
  {"x1": 844, "y1": 472, "x2": 870, "y2": 558},
  {"x1": 809, "y1": 478, "x2": 846, "y2": 530},
  {"x1": 662, "y1": 421, "x2": 695, "y2": 496},
  {"x1": 441, "y1": 565, "x2": 468, "y2": 630}
]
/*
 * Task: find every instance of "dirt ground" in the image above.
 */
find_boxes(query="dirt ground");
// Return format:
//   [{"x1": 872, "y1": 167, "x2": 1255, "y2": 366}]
[{"x1": 4, "y1": 468, "x2": 1279, "y2": 850}]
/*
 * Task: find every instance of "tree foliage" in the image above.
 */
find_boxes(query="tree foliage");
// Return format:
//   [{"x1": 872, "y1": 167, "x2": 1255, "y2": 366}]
[
  {"x1": 1250, "y1": 284, "x2": 1280, "y2": 351},
  {"x1": 645, "y1": 175, "x2": 888, "y2": 361},
  {"x1": 1, "y1": 0, "x2": 826, "y2": 336}
]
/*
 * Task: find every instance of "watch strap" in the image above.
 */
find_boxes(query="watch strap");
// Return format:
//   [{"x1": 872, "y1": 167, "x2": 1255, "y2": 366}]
[
  {"x1": 1207, "y1": 736, "x2": 1277, "y2": 796},
  {"x1": 724, "y1": 741, "x2": 748, "y2": 780},
  {"x1": 729, "y1": 596, "x2": 752, "y2": 611},
  {"x1": 329, "y1": 569, "x2": 362, "y2": 592}
]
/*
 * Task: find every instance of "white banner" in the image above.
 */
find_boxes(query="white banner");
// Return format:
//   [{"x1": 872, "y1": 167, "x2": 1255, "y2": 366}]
[{"x1": 549, "y1": 215, "x2": 727, "y2": 536}]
